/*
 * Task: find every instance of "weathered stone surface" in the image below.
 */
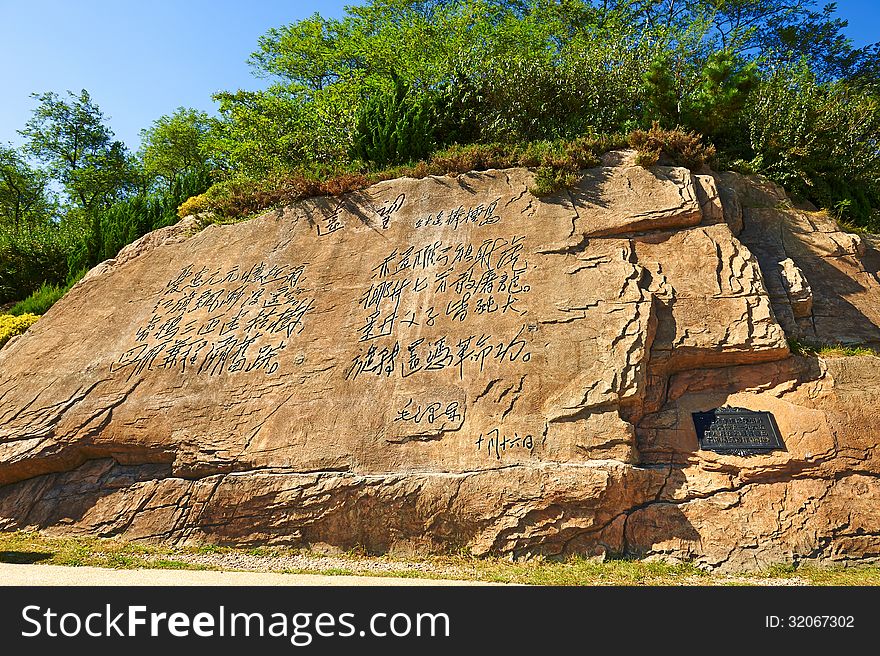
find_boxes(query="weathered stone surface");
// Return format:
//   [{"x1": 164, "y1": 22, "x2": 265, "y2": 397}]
[
  {"x1": 714, "y1": 175, "x2": 744, "y2": 236},
  {"x1": 780, "y1": 258, "x2": 813, "y2": 318},
  {"x1": 0, "y1": 458, "x2": 662, "y2": 558},
  {"x1": 716, "y1": 171, "x2": 790, "y2": 209},
  {"x1": 635, "y1": 355, "x2": 880, "y2": 570},
  {"x1": 626, "y1": 474, "x2": 880, "y2": 571},
  {"x1": 568, "y1": 165, "x2": 702, "y2": 238},
  {"x1": 694, "y1": 174, "x2": 723, "y2": 225},
  {"x1": 1, "y1": 156, "x2": 879, "y2": 571},
  {"x1": 736, "y1": 199, "x2": 880, "y2": 347},
  {"x1": 633, "y1": 223, "x2": 788, "y2": 372}
]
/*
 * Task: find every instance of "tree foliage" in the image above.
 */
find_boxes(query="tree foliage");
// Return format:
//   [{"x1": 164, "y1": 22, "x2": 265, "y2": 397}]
[
  {"x1": 748, "y1": 62, "x2": 880, "y2": 223},
  {"x1": 0, "y1": 220, "x2": 80, "y2": 303},
  {"x1": 210, "y1": 0, "x2": 878, "y2": 224},
  {"x1": 3, "y1": 94, "x2": 212, "y2": 306},
  {"x1": 19, "y1": 90, "x2": 137, "y2": 213},
  {"x1": 140, "y1": 107, "x2": 213, "y2": 186},
  {"x1": 68, "y1": 167, "x2": 212, "y2": 274},
  {"x1": 352, "y1": 76, "x2": 436, "y2": 167},
  {"x1": 0, "y1": 145, "x2": 55, "y2": 233}
]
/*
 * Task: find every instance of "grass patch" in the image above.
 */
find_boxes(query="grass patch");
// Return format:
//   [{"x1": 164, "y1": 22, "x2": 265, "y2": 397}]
[
  {"x1": 816, "y1": 345, "x2": 878, "y2": 357},
  {"x1": 780, "y1": 565, "x2": 880, "y2": 586},
  {"x1": 2, "y1": 531, "x2": 879, "y2": 586},
  {"x1": 441, "y1": 556, "x2": 709, "y2": 586},
  {"x1": 788, "y1": 337, "x2": 878, "y2": 357},
  {"x1": 6, "y1": 267, "x2": 87, "y2": 317},
  {"x1": 835, "y1": 214, "x2": 880, "y2": 236},
  {"x1": 798, "y1": 207, "x2": 879, "y2": 237}
]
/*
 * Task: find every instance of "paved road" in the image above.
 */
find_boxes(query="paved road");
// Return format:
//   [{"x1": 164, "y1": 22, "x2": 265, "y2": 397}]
[{"x1": 0, "y1": 562, "x2": 492, "y2": 586}]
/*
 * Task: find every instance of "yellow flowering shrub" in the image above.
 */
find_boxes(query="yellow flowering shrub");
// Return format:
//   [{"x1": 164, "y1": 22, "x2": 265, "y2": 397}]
[
  {"x1": 0, "y1": 313, "x2": 40, "y2": 348},
  {"x1": 177, "y1": 192, "x2": 211, "y2": 219}
]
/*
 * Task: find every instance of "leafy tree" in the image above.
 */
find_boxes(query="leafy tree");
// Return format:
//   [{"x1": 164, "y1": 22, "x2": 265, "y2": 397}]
[
  {"x1": 4, "y1": 91, "x2": 216, "y2": 304},
  {"x1": 689, "y1": 51, "x2": 757, "y2": 136},
  {"x1": 642, "y1": 50, "x2": 757, "y2": 149},
  {"x1": 140, "y1": 108, "x2": 214, "y2": 187},
  {"x1": 67, "y1": 167, "x2": 212, "y2": 274},
  {"x1": 19, "y1": 90, "x2": 137, "y2": 213},
  {"x1": 642, "y1": 53, "x2": 683, "y2": 126},
  {"x1": 211, "y1": 89, "x2": 320, "y2": 177},
  {"x1": 249, "y1": 14, "x2": 353, "y2": 92},
  {"x1": 242, "y1": 0, "x2": 655, "y2": 150},
  {"x1": 0, "y1": 145, "x2": 55, "y2": 232}
]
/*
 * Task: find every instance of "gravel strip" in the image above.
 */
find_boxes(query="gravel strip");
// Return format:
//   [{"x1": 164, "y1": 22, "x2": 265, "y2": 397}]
[
  {"x1": 142, "y1": 552, "x2": 809, "y2": 585},
  {"x1": 145, "y1": 551, "x2": 470, "y2": 579}
]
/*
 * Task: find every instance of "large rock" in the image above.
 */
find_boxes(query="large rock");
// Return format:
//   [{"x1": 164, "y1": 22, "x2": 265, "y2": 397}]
[
  {"x1": 635, "y1": 356, "x2": 880, "y2": 570},
  {"x1": 1, "y1": 158, "x2": 879, "y2": 571},
  {"x1": 724, "y1": 171, "x2": 880, "y2": 347}
]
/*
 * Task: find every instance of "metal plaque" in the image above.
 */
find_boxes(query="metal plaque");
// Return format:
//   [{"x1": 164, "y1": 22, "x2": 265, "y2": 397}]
[{"x1": 691, "y1": 407, "x2": 784, "y2": 456}]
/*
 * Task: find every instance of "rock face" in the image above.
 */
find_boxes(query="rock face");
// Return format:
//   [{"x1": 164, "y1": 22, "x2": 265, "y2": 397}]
[{"x1": 1, "y1": 154, "x2": 879, "y2": 572}]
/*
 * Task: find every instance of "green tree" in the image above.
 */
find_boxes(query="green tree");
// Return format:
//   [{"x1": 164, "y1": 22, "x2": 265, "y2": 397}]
[
  {"x1": 352, "y1": 75, "x2": 436, "y2": 167},
  {"x1": 203, "y1": 0, "x2": 880, "y2": 224},
  {"x1": 747, "y1": 61, "x2": 880, "y2": 223},
  {"x1": 239, "y1": 0, "x2": 655, "y2": 152},
  {"x1": 0, "y1": 145, "x2": 55, "y2": 233},
  {"x1": 19, "y1": 90, "x2": 137, "y2": 213},
  {"x1": 139, "y1": 107, "x2": 214, "y2": 187},
  {"x1": 249, "y1": 14, "x2": 352, "y2": 92},
  {"x1": 642, "y1": 53, "x2": 683, "y2": 126}
]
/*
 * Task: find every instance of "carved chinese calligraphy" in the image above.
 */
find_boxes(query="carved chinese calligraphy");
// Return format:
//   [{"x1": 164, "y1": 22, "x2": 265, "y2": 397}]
[
  {"x1": 349, "y1": 232, "x2": 532, "y2": 380},
  {"x1": 113, "y1": 261, "x2": 313, "y2": 377}
]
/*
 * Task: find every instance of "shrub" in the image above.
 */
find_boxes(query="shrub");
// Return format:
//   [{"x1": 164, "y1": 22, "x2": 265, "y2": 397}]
[
  {"x1": 788, "y1": 337, "x2": 879, "y2": 357},
  {"x1": 0, "y1": 222, "x2": 79, "y2": 303},
  {"x1": 429, "y1": 140, "x2": 600, "y2": 173},
  {"x1": 8, "y1": 282, "x2": 66, "y2": 316},
  {"x1": 352, "y1": 76, "x2": 436, "y2": 168},
  {"x1": 181, "y1": 173, "x2": 360, "y2": 221},
  {"x1": 429, "y1": 143, "x2": 522, "y2": 174},
  {"x1": 643, "y1": 51, "x2": 757, "y2": 154},
  {"x1": 634, "y1": 149, "x2": 660, "y2": 167},
  {"x1": 628, "y1": 122, "x2": 716, "y2": 171},
  {"x1": 529, "y1": 166, "x2": 578, "y2": 197},
  {"x1": 0, "y1": 313, "x2": 40, "y2": 349},
  {"x1": 185, "y1": 137, "x2": 606, "y2": 221},
  {"x1": 177, "y1": 193, "x2": 212, "y2": 219},
  {"x1": 746, "y1": 63, "x2": 880, "y2": 227},
  {"x1": 6, "y1": 267, "x2": 86, "y2": 316}
]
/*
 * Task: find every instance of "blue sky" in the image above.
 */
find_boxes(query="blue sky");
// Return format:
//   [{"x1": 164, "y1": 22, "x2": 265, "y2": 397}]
[
  {"x1": 0, "y1": 1, "x2": 350, "y2": 150},
  {"x1": 0, "y1": 1, "x2": 877, "y2": 152}
]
